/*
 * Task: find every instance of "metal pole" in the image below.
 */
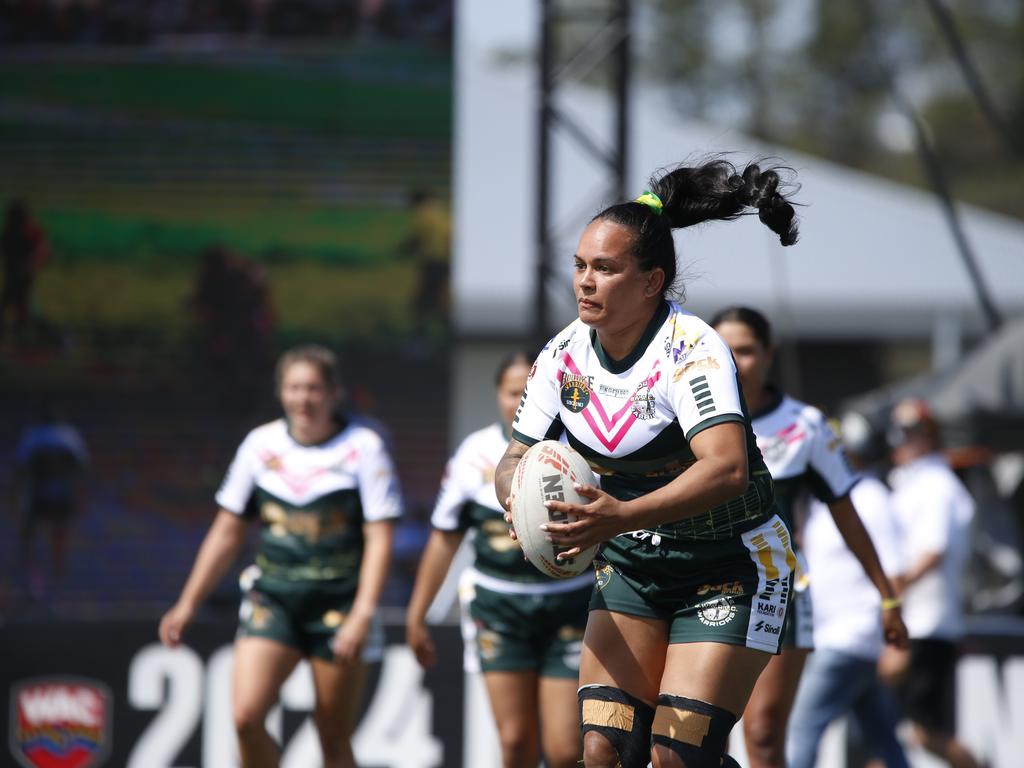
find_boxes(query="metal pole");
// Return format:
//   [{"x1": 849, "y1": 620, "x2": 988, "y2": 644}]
[
  {"x1": 535, "y1": 0, "x2": 554, "y2": 349},
  {"x1": 613, "y1": 0, "x2": 629, "y2": 201}
]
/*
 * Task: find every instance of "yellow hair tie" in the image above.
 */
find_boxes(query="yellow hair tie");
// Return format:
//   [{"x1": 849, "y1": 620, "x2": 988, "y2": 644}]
[
  {"x1": 634, "y1": 191, "x2": 663, "y2": 215},
  {"x1": 880, "y1": 596, "x2": 902, "y2": 610}
]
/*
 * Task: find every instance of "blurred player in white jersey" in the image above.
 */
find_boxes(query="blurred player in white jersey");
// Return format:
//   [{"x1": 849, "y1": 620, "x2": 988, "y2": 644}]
[
  {"x1": 712, "y1": 306, "x2": 907, "y2": 768},
  {"x1": 159, "y1": 345, "x2": 401, "y2": 768},
  {"x1": 406, "y1": 352, "x2": 588, "y2": 768}
]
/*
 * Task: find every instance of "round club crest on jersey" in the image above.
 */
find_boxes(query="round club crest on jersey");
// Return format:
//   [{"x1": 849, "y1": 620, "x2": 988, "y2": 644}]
[
  {"x1": 631, "y1": 380, "x2": 657, "y2": 420},
  {"x1": 560, "y1": 374, "x2": 591, "y2": 413},
  {"x1": 697, "y1": 596, "x2": 737, "y2": 627}
]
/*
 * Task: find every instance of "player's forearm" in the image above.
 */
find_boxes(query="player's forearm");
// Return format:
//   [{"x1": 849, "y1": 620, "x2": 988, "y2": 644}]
[
  {"x1": 626, "y1": 454, "x2": 748, "y2": 530},
  {"x1": 828, "y1": 497, "x2": 899, "y2": 600},
  {"x1": 351, "y1": 521, "x2": 394, "y2": 620},
  {"x1": 495, "y1": 439, "x2": 530, "y2": 511},
  {"x1": 178, "y1": 510, "x2": 248, "y2": 609},
  {"x1": 406, "y1": 530, "x2": 463, "y2": 624}
]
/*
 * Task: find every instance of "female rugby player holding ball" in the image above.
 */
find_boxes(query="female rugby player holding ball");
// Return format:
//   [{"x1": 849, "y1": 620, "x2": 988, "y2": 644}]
[{"x1": 494, "y1": 158, "x2": 901, "y2": 768}]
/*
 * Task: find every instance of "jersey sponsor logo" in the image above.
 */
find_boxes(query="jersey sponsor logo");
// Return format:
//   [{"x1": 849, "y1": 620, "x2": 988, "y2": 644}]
[
  {"x1": 756, "y1": 601, "x2": 778, "y2": 616},
  {"x1": 553, "y1": 330, "x2": 577, "y2": 357},
  {"x1": 697, "y1": 580, "x2": 744, "y2": 596},
  {"x1": 668, "y1": 329, "x2": 697, "y2": 364},
  {"x1": 672, "y1": 355, "x2": 720, "y2": 382},
  {"x1": 696, "y1": 596, "x2": 737, "y2": 627},
  {"x1": 598, "y1": 383, "x2": 630, "y2": 398},
  {"x1": 753, "y1": 619, "x2": 781, "y2": 635},
  {"x1": 560, "y1": 374, "x2": 592, "y2": 413},
  {"x1": 689, "y1": 375, "x2": 716, "y2": 416},
  {"x1": 630, "y1": 380, "x2": 657, "y2": 421},
  {"x1": 10, "y1": 678, "x2": 113, "y2": 768},
  {"x1": 528, "y1": 362, "x2": 537, "y2": 380}
]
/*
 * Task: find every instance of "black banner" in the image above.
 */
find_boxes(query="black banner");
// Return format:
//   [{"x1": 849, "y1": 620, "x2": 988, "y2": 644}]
[{"x1": 2, "y1": 620, "x2": 463, "y2": 768}]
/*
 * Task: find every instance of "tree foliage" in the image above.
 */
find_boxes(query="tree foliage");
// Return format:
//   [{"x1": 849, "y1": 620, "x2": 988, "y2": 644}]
[{"x1": 649, "y1": 0, "x2": 1024, "y2": 217}]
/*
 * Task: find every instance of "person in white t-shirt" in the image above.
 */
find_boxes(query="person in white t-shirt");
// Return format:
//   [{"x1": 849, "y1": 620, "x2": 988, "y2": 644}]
[
  {"x1": 159, "y1": 345, "x2": 402, "y2": 768},
  {"x1": 787, "y1": 412, "x2": 909, "y2": 768},
  {"x1": 881, "y1": 399, "x2": 980, "y2": 768}
]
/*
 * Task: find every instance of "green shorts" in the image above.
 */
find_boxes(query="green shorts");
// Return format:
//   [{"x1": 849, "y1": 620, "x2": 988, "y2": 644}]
[
  {"x1": 590, "y1": 513, "x2": 795, "y2": 654},
  {"x1": 237, "y1": 567, "x2": 383, "y2": 662},
  {"x1": 459, "y1": 571, "x2": 592, "y2": 678}
]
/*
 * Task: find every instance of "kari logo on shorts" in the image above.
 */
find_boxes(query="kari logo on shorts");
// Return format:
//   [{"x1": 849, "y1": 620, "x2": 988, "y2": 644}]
[
  {"x1": 697, "y1": 596, "x2": 737, "y2": 627},
  {"x1": 9, "y1": 678, "x2": 112, "y2": 768}
]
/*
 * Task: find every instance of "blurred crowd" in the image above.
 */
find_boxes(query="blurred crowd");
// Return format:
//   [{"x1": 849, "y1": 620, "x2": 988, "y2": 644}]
[{"x1": 0, "y1": 0, "x2": 452, "y2": 45}]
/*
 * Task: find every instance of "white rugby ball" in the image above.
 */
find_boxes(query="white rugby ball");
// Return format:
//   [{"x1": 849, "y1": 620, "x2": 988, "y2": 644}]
[{"x1": 510, "y1": 440, "x2": 599, "y2": 578}]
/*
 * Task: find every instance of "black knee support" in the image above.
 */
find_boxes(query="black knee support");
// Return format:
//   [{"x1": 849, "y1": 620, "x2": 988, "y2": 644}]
[
  {"x1": 651, "y1": 694, "x2": 738, "y2": 768},
  {"x1": 578, "y1": 684, "x2": 655, "y2": 768}
]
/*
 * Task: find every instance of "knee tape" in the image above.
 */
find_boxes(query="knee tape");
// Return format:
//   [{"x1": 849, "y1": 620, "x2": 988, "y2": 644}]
[
  {"x1": 651, "y1": 694, "x2": 737, "y2": 768},
  {"x1": 578, "y1": 684, "x2": 654, "y2": 768}
]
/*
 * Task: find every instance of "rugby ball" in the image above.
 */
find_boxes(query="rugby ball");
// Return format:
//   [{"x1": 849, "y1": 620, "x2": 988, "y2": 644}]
[{"x1": 510, "y1": 440, "x2": 600, "y2": 578}]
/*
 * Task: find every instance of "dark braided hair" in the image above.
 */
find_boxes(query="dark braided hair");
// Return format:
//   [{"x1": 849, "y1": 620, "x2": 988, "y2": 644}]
[{"x1": 592, "y1": 158, "x2": 799, "y2": 298}]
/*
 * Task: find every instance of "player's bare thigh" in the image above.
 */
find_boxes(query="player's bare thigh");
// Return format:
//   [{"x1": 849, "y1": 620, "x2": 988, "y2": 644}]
[{"x1": 579, "y1": 609, "x2": 668, "y2": 704}]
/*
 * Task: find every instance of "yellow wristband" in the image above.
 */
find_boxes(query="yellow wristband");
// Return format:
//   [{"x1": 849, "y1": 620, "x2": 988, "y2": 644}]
[{"x1": 881, "y1": 597, "x2": 902, "y2": 610}]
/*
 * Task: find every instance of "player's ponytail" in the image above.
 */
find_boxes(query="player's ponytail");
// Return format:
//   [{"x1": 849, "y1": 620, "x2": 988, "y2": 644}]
[
  {"x1": 652, "y1": 159, "x2": 799, "y2": 246},
  {"x1": 592, "y1": 156, "x2": 799, "y2": 300}
]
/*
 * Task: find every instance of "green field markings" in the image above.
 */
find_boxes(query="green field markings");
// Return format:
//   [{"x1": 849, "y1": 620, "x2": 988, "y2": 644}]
[
  {"x1": 0, "y1": 56, "x2": 451, "y2": 138},
  {"x1": 31, "y1": 205, "x2": 415, "y2": 265}
]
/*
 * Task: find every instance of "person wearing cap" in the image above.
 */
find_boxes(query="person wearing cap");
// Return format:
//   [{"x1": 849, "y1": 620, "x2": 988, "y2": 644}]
[
  {"x1": 786, "y1": 412, "x2": 909, "y2": 768},
  {"x1": 882, "y1": 399, "x2": 980, "y2": 768}
]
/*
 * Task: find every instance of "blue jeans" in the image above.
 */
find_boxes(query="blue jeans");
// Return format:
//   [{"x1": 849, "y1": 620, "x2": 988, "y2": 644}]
[{"x1": 787, "y1": 648, "x2": 909, "y2": 768}]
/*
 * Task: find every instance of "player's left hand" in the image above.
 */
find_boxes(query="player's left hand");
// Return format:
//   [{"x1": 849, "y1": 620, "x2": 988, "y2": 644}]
[
  {"x1": 541, "y1": 483, "x2": 629, "y2": 558},
  {"x1": 881, "y1": 603, "x2": 909, "y2": 649},
  {"x1": 331, "y1": 611, "x2": 371, "y2": 665}
]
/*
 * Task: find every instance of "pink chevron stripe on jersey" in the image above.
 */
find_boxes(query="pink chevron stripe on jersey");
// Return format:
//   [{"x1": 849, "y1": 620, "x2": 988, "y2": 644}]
[
  {"x1": 777, "y1": 422, "x2": 807, "y2": 444},
  {"x1": 559, "y1": 353, "x2": 662, "y2": 452},
  {"x1": 257, "y1": 446, "x2": 358, "y2": 496}
]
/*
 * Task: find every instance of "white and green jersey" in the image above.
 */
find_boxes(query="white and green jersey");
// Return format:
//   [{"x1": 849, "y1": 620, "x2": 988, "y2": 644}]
[
  {"x1": 216, "y1": 418, "x2": 402, "y2": 587},
  {"x1": 432, "y1": 422, "x2": 592, "y2": 591},
  {"x1": 750, "y1": 394, "x2": 858, "y2": 531},
  {"x1": 513, "y1": 301, "x2": 773, "y2": 542}
]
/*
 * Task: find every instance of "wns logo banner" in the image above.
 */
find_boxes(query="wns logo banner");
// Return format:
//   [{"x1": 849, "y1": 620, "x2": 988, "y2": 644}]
[{"x1": 10, "y1": 678, "x2": 112, "y2": 768}]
